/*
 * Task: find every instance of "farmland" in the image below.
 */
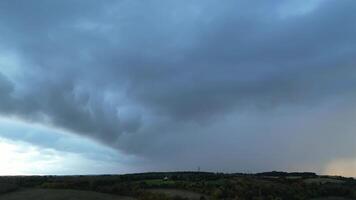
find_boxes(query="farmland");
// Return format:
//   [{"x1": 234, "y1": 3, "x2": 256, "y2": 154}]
[
  {"x1": 0, "y1": 189, "x2": 135, "y2": 200},
  {"x1": 0, "y1": 172, "x2": 355, "y2": 200}
]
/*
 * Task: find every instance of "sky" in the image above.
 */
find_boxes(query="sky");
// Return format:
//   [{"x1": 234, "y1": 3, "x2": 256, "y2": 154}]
[{"x1": 0, "y1": 0, "x2": 356, "y2": 176}]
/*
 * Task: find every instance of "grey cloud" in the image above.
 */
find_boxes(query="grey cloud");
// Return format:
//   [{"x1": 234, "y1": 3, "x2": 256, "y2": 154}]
[
  {"x1": 0, "y1": 0, "x2": 355, "y2": 173},
  {"x1": 0, "y1": 73, "x2": 141, "y2": 146},
  {"x1": 0, "y1": 73, "x2": 15, "y2": 113}
]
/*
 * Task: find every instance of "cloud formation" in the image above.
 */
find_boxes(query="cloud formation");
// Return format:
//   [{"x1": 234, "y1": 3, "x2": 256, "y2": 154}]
[{"x1": 0, "y1": 0, "x2": 356, "y2": 174}]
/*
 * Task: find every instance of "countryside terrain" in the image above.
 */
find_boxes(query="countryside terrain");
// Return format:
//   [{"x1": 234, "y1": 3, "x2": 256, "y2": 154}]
[{"x1": 0, "y1": 171, "x2": 355, "y2": 200}]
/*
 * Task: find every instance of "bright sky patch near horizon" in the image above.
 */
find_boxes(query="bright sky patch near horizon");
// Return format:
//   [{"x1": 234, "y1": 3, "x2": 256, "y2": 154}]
[{"x1": 0, "y1": 0, "x2": 356, "y2": 177}]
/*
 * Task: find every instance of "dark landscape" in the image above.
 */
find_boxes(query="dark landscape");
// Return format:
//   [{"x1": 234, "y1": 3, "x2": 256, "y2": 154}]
[{"x1": 0, "y1": 172, "x2": 355, "y2": 200}]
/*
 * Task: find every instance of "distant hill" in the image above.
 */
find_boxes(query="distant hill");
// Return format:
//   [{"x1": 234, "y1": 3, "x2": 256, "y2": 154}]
[{"x1": 256, "y1": 171, "x2": 317, "y2": 177}]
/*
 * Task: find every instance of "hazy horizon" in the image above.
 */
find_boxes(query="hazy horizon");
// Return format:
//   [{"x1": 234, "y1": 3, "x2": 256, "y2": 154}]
[{"x1": 0, "y1": 0, "x2": 356, "y2": 177}]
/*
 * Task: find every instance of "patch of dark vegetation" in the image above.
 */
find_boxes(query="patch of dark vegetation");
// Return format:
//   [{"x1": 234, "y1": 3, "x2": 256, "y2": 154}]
[
  {"x1": 0, "y1": 172, "x2": 356, "y2": 200},
  {"x1": 0, "y1": 183, "x2": 19, "y2": 194}
]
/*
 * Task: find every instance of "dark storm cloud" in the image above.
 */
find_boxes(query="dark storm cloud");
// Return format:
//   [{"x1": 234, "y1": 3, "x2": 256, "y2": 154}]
[
  {"x1": 0, "y1": 73, "x2": 140, "y2": 145},
  {"x1": 0, "y1": 0, "x2": 356, "y2": 172},
  {"x1": 0, "y1": 73, "x2": 15, "y2": 115}
]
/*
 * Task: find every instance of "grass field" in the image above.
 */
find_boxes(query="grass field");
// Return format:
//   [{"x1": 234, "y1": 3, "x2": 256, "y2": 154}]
[
  {"x1": 142, "y1": 179, "x2": 177, "y2": 187},
  {"x1": 147, "y1": 189, "x2": 208, "y2": 200},
  {"x1": 0, "y1": 189, "x2": 136, "y2": 200},
  {"x1": 311, "y1": 198, "x2": 353, "y2": 200},
  {"x1": 0, "y1": 183, "x2": 18, "y2": 194},
  {"x1": 304, "y1": 178, "x2": 345, "y2": 184}
]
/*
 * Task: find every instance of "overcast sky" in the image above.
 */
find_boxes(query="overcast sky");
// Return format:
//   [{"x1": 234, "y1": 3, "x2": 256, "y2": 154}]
[{"x1": 0, "y1": 0, "x2": 356, "y2": 176}]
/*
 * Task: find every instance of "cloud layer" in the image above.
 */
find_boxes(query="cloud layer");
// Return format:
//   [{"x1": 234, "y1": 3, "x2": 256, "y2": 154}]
[{"x1": 0, "y1": 0, "x2": 356, "y2": 175}]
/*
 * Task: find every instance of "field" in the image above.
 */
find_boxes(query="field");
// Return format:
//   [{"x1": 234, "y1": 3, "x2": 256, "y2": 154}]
[
  {"x1": 0, "y1": 172, "x2": 355, "y2": 200},
  {"x1": 311, "y1": 198, "x2": 353, "y2": 200},
  {"x1": 0, "y1": 189, "x2": 135, "y2": 200},
  {"x1": 304, "y1": 178, "x2": 345, "y2": 184},
  {"x1": 147, "y1": 189, "x2": 208, "y2": 199},
  {"x1": 0, "y1": 183, "x2": 18, "y2": 194}
]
